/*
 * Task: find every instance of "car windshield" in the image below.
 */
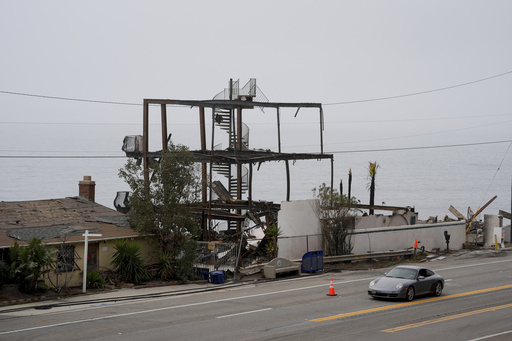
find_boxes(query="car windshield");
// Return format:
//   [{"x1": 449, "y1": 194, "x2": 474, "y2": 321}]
[{"x1": 386, "y1": 268, "x2": 417, "y2": 279}]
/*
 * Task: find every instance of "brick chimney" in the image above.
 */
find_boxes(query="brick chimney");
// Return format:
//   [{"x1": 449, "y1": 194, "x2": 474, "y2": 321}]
[{"x1": 79, "y1": 176, "x2": 96, "y2": 201}]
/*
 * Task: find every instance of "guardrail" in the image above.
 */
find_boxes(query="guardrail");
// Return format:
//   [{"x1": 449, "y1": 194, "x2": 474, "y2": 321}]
[
  {"x1": 321, "y1": 249, "x2": 414, "y2": 264},
  {"x1": 240, "y1": 249, "x2": 416, "y2": 277}
]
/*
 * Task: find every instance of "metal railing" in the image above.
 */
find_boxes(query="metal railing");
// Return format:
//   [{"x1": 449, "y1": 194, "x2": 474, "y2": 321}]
[{"x1": 194, "y1": 241, "x2": 238, "y2": 277}]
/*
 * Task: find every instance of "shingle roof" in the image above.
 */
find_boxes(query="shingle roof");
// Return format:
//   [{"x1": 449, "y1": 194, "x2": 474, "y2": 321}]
[{"x1": 0, "y1": 197, "x2": 138, "y2": 248}]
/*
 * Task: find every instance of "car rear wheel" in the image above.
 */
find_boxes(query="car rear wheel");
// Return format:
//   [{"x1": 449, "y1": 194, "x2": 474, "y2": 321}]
[
  {"x1": 406, "y1": 287, "x2": 415, "y2": 301},
  {"x1": 433, "y1": 281, "x2": 443, "y2": 296}
]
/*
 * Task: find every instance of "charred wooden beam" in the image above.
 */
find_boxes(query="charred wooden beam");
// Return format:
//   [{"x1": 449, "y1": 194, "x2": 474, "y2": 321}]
[
  {"x1": 449, "y1": 205, "x2": 467, "y2": 221},
  {"x1": 143, "y1": 98, "x2": 322, "y2": 110},
  {"x1": 192, "y1": 209, "x2": 246, "y2": 222},
  {"x1": 132, "y1": 150, "x2": 333, "y2": 164},
  {"x1": 352, "y1": 204, "x2": 413, "y2": 212},
  {"x1": 499, "y1": 210, "x2": 511, "y2": 220}
]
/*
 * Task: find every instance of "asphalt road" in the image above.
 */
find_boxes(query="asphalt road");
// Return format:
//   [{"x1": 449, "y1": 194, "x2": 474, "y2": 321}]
[{"x1": 1, "y1": 250, "x2": 512, "y2": 340}]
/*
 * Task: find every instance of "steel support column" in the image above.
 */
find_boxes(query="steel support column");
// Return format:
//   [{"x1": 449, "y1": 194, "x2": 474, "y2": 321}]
[
  {"x1": 236, "y1": 106, "x2": 243, "y2": 233},
  {"x1": 285, "y1": 160, "x2": 290, "y2": 201},
  {"x1": 161, "y1": 104, "x2": 168, "y2": 151},
  {"x1": 248, "y1": 162, "x2": 253, "y2": 209},
  {"x1": 199, "y1": 106, "x2": 208, "y2": 239},
  {"x1": 331, "y1": 157, "x2": 334, "y2": 192},
  {"x1": 319, "y1": 107, "x2": 324, "y2": 154},
  {"x1": 277, "y1": 107, "x2": 281, "y2": 153},
  {"x1": 143, "y1": 99, "x2": 150, "y2": 199}
]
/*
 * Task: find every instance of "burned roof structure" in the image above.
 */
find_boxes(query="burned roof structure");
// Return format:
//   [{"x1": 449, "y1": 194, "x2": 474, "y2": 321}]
[{"x1": 123, "y1": 79, "x2": 334, "y2": 242}]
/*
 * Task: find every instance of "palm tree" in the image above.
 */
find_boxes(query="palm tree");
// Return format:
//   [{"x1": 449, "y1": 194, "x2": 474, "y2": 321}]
[
  {"x1": 348, "y1": 168, "x2": 352, "y2": 199},
  {"x1": 368, "y1": 162, "x2": 379, "y2": 215}
]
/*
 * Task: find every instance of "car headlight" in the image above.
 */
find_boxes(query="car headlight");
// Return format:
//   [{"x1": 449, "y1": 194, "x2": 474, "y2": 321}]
[
  {"x1": 395, "y1": 283, "x2": 404, "y2": 290},
  {"x1": 370, "y1": 280, "x2": 377, "y2": 287}
]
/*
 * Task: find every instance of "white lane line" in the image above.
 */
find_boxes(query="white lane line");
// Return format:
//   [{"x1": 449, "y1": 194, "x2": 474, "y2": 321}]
[
  {"x1": 467, "y1": 329, "x2": 512, "y2": 341},
  {"x1": 0, "y1": 278, "x2": 371, "y2": 335},
  {"x1": 436, "y1": 258, "x2": 512, "y2": 272},
  {"x1": 217, "y1": 308, "x2": 272, "y2": 319}
]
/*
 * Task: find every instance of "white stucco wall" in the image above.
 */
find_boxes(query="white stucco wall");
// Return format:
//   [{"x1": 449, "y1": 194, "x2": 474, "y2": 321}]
[
  {"x1": 277, "y1": 200, "x2": 467, "y2": 259},
  {"x1": 277, "y1": 199, "x2": 322, "y2": 260},
  {"x1": 350, "y1": 221, "x2": 466, "y2": 254},
  {"x1": 354, "y1": 211, "x2": 418, "y2": 229}
]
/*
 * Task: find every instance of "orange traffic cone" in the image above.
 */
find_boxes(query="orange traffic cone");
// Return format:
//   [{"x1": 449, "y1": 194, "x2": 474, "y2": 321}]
[
  {"x1": 327, "y1": 278, "x2": 337, "y2": 296},
  {"x1": 414, "y1": 239, "x2": 418, "y2": 249}
]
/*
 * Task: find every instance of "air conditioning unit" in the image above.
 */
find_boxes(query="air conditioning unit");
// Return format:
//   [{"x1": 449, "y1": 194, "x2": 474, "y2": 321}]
[{"x1": 122, "y1": 135, "x2": 143, "y2": 155}]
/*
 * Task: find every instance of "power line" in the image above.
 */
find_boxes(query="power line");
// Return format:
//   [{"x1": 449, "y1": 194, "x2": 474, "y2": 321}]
[
  {"x1": 285, "y1": 119, "x2": 512, "y2": 149},
  {"x1": 479, "y1": 141, "x2": 512, "y2": 207},
  {"x1": 341, "y1": 119, "x2": 512, "y2": 144},
  {"x1": 0, "y1": 90, "x2": 142, "y2": 106},
  {"x1": 323, "y1": 70, "x2": 512, "y2": 106},
  {"x1": 0, "y1": 121, "x2": 195, "y2": 126},
  {"x1": 1, "y1": 140, "x2": 511, "y2": 159},
  {"x1": 2, "y1": 69, "x2": 512, "y2": 108},
  {"x1": 0, "y1": 155, "x2": 127, "y2": 159},
  {"x1": 323, "y1": 113, "x2": 512, "y2": 124},
  {"x1": 2, "y1": 113, "x2": 512, "y2": 126},
  {"x1": 327, "y1": 140, "x2": 512, "y2": 154}
]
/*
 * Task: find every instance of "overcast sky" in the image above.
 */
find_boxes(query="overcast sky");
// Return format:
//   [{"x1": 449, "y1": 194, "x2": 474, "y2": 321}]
[
  {"x1": 1, "y1": 1, "x2": 511, "y2": 215},
  {"x1": 2, "y1": 1, "x2": 512, "y2": 146}
]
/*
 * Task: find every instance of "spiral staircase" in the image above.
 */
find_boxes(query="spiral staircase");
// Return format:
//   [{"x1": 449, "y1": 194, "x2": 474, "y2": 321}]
[
  {"x1": 211, "y1": 79, "x2": 267, "y2": 199},
  {"x1": 210, "y1": 79, "x2": 268, "y2": 230}
]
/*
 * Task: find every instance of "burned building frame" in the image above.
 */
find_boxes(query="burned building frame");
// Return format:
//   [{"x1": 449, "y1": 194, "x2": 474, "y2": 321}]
[{"x1": 125, "y1": 80, "x2": 334, "y2": 243}]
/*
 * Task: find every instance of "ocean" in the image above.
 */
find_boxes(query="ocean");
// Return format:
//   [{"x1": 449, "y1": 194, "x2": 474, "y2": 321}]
[{"x1": 1, "y1": 120, "x2": 511, "y2": 222}]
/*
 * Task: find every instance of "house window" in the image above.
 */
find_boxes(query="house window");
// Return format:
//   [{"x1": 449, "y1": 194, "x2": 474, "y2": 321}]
[
  {"x1": 57, "y1": 245, "x2": 76, "y2": 272},
  {"x1": 0, "y1": 248, "x2": 8, "y2": 262}
]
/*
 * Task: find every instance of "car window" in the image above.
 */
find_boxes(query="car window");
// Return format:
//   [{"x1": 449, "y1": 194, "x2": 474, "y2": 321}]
[
  {"x1": 426, "y1": 269, "x2": 435, "y2": 277},
  {"x1": 387, "y1": 268, "x2": 417, "y2": 279}
]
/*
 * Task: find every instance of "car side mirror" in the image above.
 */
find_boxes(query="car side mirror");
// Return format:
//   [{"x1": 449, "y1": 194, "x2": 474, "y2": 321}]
[{"x1": 418, "y1": 276, "x2": 425, "y2": 280}]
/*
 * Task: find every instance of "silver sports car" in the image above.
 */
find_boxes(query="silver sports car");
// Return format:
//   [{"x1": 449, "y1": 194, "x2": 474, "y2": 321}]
[{"x1": 368, "y1": 265, "x2": 444, "y2": 301}]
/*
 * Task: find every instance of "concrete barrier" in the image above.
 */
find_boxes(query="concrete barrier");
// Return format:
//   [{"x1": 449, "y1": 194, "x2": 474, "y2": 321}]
[{"x1": 263, "y1": 258, "x2": 301, "y2": 279}]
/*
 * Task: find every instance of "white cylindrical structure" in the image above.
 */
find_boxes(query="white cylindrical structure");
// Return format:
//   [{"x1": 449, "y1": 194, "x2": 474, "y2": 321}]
[{"x1": 484, "y1": 214, "x2": 502, "y2": 247}]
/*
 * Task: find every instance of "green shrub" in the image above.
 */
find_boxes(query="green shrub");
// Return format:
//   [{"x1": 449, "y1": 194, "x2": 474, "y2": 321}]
[
  {"x1": 9, "y1": 239, "x2": 57, "y2": 293},
  {"x1": 169, "y1": 238, "x2": 197, "y2": 282},
  {"x1": 35, "y1": 279, "x2": 49, "y2": 293},
  {"x1": 111, "y1": 240, "x2": 150, "y2": 284},
  {"x1": 87, "y1": 270, "x2": 106, "y2": 289},
  {"x1": 265, "y1": 224, "x2": 282, "y2": 260},
  {"x1": 157, "y1": 251, "x2": 173, "y2": 281},
  {"x1": 0, "y1": 260, "x2": 9, "y2": 288}
]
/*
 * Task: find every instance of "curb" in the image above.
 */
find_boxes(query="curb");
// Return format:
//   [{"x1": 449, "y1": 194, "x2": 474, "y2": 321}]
[{"x1": 1, "y1": 295, "x2": 50, "y2": 307}]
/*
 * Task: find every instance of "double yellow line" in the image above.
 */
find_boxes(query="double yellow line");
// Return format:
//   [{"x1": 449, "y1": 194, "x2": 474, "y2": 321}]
[
  {"x1": 310, "y1": 284, "x2": 512, "y2": 324},
  {"x1": 382, "y1": 302, "x2": 512, "y2": 333}
]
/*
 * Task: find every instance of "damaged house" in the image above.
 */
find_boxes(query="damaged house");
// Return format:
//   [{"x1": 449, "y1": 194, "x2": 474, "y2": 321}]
[
  {"x1": 122, "y1": 79, "x2": 335, "y2": 272},
  {"x1": 0, "y1": 176, "x2": 154, "y2": 289}
]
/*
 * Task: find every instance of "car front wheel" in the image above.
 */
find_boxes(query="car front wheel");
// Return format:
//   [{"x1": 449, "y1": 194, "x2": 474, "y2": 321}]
[
  {"x1": 433, "y1": 281, "x2": 443, "y2": 296},
  {"x1": 406, "y1": 287, "x2": 415, "y2": 301}
]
